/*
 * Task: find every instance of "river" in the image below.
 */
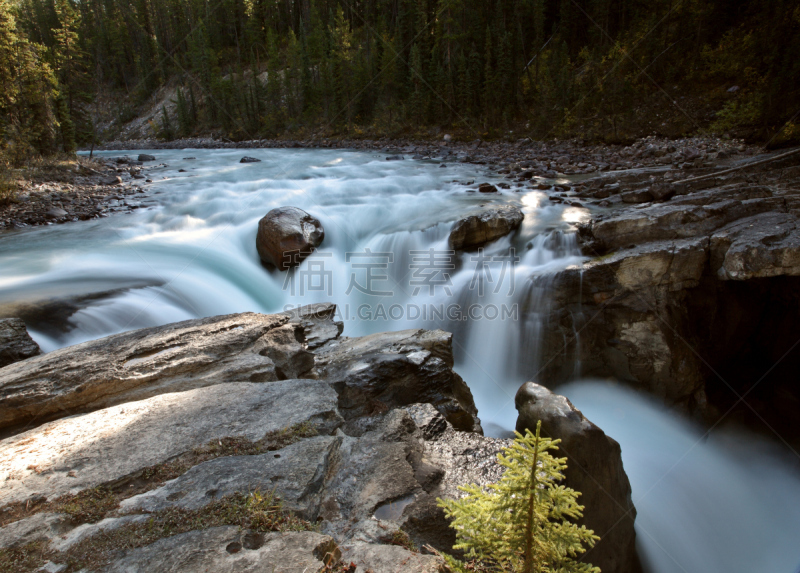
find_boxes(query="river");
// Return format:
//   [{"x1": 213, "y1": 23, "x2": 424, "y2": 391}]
[{"x1": 0, "y1": 149, "x2": 798, "y2": 572}]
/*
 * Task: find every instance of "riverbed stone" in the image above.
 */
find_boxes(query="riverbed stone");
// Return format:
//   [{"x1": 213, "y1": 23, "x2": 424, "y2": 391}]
[
  {"x1": 255, "y1": 206, "x2": 325, "y2": 270},
  {"x1": 0, "y1": 317, "x2": 40, "y2": 368},
  {"x1": 448, "y1": 205, "x2": 524, "y2": 251},
  {"x1": 515, "y1": 382, "x2": 640, "y2": 573}
]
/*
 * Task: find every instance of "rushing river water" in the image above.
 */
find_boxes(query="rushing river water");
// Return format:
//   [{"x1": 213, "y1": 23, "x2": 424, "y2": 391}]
[{"x1": 1, "y1": 149, "x2": 799, "y2": 572}]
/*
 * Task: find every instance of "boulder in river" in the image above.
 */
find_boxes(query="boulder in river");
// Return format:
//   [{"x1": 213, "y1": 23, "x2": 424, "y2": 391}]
[
  {"x1": 256, "y1": 206, "x2": 325, "y2": 270},
  {"x1": 240, "y1": 156, "x2": 261, "y2": 163},
  {"x1": 515, "y1": 382, "x2": 640, "y2": 573},
  {"x1": 448, "y1": 205, "x2": 524, "y2": 251},
  {"x1": 0, "y1": 318, "x2": 40, "y2": 368},
  {"x1": 478, "y1": 183, "x2": 498, "y2": 193},
  {"x1": 137, "y1": 154, "x2": 156, "y2": 162}
]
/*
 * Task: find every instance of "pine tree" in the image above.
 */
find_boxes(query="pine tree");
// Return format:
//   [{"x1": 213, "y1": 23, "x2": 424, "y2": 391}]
[{"x1": 438, "y1": 421, "x2": 600, "y2": 573}]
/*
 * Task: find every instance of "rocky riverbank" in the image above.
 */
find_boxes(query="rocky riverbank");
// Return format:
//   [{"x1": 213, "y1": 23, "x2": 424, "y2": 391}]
[
  {"x1": 0, "y1": 155, "x2": 164, "y2": 231},
  {"x1": 95, "y1": 135, "x2": 760, "y2": 177},
  {"x1": 0, "y1": 304, "x2": 638, "y2": 573}
]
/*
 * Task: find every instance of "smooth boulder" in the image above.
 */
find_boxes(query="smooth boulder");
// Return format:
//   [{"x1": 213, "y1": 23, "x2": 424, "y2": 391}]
[
  {"x1": 515, "y1": 382, "x2": 640, "y2": 573},
  {"x1": 256, "y1": 207, "x2": 325, "y2": 270},
  {"x1": 240, "y1": 156, "x2": 261, "y2": 163},
  {"x1": 0, "y1": 318, "x2": 40, "y2": 368},
  {"x1": 448, "y1": 205, "x2": 524, "y2": 250}
]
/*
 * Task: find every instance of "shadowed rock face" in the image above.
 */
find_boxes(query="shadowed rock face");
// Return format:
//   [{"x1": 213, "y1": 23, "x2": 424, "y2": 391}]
[
  {"x1": 536, "y1": 151, "x2": 800, "y2": 430},
  {"x1": 256, "y1": 206, "x2": 324, "y2": 270},
  {"x1": 0, "y1": 318, "x2": 40, "y2": 368},
  {"x1": 314, "y1": 328, "x2": 482, "y2": 434},
  {"x1": 515, "y1": 382, "x2": 640, "y2": 573},
  {"x1": 448, "y1": 205, "x2": 524, "y2": 251}
]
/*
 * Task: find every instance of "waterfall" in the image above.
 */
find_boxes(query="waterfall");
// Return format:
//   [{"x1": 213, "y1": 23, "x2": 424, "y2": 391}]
[
  {"x1": 560, "y1": 381, "x2": 800, "y2": 573},
  {"x1": 2, "y1": 148, "x2": 799, "y2": 573}
]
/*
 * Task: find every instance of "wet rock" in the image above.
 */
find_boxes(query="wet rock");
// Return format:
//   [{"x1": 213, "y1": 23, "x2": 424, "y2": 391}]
[
  {"x1": 515, "y1": 382, "x2": 640, "y2": 573},
  {"x1": 315, "y1": 329, "x2": 481, "y2": 433},
  {"x1": 256, "y1": 206, "x2": 325, "y2": 271},
  {"x1": 137, "y1": 154, "x2": 156, "y2": 162},
  {"x1": 102, "y1": 527, "x2": 339, "y2": 573},
  {"x1": 478, "y1": 183, "x2": 498, "y2": 193},
  {"x1": 284, "y1": 302, "x2": 344, "y2": 350},
  {"x1": 0, "y1": 318, "x2": 41, "y2": 368},
  {"x1": 0, "y1": 379, "x2": 341, "y2": 506},
  {"x1": 0, "y1": 311, "x2": 317, "y2": 432},
  {"x1": 448, "y1": 205, "x2": 524, "y2": 251},
  {"x1": 386, "y1": 155, "x2": 404, "y2": 161},
  {"x1": 240, "y1": 156, "x2": 261, "y2": 163}
]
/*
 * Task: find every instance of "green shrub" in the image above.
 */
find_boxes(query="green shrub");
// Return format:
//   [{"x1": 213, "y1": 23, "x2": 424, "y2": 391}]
[{"x1": 438, "y1": 421, "x2": 600, "y2": 573}]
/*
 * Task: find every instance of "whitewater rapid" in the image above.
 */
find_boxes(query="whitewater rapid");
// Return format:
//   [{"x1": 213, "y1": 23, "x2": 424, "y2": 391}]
[{"x1": 1, "y1": 149, "x2": 798, "y2": 572}]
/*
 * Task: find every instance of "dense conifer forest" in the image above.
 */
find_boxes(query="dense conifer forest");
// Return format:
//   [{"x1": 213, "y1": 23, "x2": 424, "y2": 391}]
[{"x1": 1, "y1": 0, "x2": 799, "y2": 161}]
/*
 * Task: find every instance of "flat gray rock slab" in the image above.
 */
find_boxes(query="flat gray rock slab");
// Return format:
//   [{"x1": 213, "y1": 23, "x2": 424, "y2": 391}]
[
  {"x1": 0, "y1": 512, "x2": 72, "y2": 549},
  {"x1": 121, "y1": 436, "x2": 340, "y2": 518},
  {"x1": 100, "y1": 527, "x2": 338, "y2": 573},
  {"x1": 341, "y1": 542, "x2": 445, "y2": 572},
  {"x1": 0, "y1": 311, "x2": 316, "y2": 432},
  {"x1": 0, "y1": 380, "x2": 341, "y2": 506},
  {"x1": 49, "y1": 514, "x2": 149, "y2": 552}
]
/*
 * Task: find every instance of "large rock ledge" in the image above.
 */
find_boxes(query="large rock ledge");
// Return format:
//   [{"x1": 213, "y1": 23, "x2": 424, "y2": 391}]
[
  {"x1": 538, "y1": 150, "x2": 800, "y2": 428},
  {"x1": 0, "y1": 305, "x2": 638, "y2": 572}
]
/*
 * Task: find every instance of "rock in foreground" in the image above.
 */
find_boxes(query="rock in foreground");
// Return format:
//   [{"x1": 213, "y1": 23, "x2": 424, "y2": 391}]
[
  {"x1": 0, "y1": 318, "x2": 40, "y2": 368},
  {"x1": 315, "y1": 328, "x2": 482, "y2": 433},
  {"x1": 256, "y1": 206, "x2": 325, "y2": 270},
  {"x1": 448, "y1": 205, "x2": 524, "y2": 250},
  {"x1": 0, "y1": 311, "x2": 315, "y2": 432},
  {"x1": 516, "y1": 382, "x2": 640, "y2": 573}
]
